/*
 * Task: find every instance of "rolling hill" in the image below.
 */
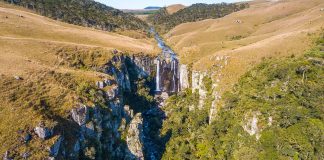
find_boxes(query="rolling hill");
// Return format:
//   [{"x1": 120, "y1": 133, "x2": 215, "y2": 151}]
[
  {"x1": 147, "y1": 2, "x2": 249, "y2": 33},
  {"x1": 165, "y1": 0, "x2": 324, "y2": 93},
  {"x1": 1, "y1": 0, "x2": 148, "y2": 31},
  {"x1": 166, "y1": 4, "x2": 186, "y2": 14}
]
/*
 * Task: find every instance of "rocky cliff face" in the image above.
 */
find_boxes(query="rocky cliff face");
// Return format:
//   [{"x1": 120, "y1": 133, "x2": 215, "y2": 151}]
[
  {"x1": 2, "y1": 30, "x2": 228, "y2": 159},
  {"x1": 30, "y1": 53, "x2": 159, "y2": 160},
  {"x1": 126, "y1": 113, "x2": 145, "y2": 160},
  {"x1": 176, "y1": 56, "x2": 230, "y2": 123},
  {"x1": 179, "y1": 64, "x2": 190, "y2": 90}
]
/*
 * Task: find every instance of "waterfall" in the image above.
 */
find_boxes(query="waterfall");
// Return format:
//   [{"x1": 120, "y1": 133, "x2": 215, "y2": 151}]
[
  {"x1": 152, "y1": 27, "x2": 181, "y2": 94},
  {"x1": 156, "y1": 59, "x2": 161, "y2": 92},
  {"x1": 172, "y1": 59, "x2": 176, "y2": 92}
]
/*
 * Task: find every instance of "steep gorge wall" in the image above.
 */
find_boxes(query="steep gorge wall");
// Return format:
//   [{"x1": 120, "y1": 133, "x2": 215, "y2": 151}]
[
  {"x1": 1, "y1": 44, "x2": 229, "y2": 159},
  {"x1": 14, "y1": 53, "x2": 158, "y2": 160},
  {"x1": 64, "y1": 51, "x2": 229, "y2": 159},
  {"x1": 176, "y1": 55, "x2": 230, "y2": 123}
]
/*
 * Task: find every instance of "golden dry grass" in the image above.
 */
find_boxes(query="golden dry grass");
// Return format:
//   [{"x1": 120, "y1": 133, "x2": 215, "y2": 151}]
[
  {"x1": 0, "y1": 2, "x2": 158, "y2": 69},
  {"x1": 0, "y1": 1, "x2": 159, "y2": 78},
  {"x1": 165, "y1": 0, "x2": 324, "y2": 92},
  {"x1": 0, "y1": 2, "x2": 157, "y2": 158},
  {"x1": 136, "y1": 14, "x2": 149, "y2": 21},
  {"x1": 166, "y1": 4, "x2": 186, "y2": 14}
]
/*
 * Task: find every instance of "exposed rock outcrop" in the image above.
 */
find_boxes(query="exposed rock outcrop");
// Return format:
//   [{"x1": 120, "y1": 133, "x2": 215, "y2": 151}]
[
  {"x1": 192, "y1": 71, "x2": 207, "y2": 109},
  {"x1": 107, "y1": 86, "x2": 119, "y2": 100},
  {"x1": 131, "y1": 55, "x2": 155, "y2": 78},
  {"x1": 209, "y1": 83, "x2": 221, "y2": 123},
  {"x1": 179, "y1": 64, "x2": 189, "y2": 90},
  {"x1": 123, "y1": 105, "x2": 134, "y2": 122},
  {"x1": 34, "y1": 122, "x2": 53, "y2": 140},
  {"x1": 126, "y1": 113, "x2": 145, "y2": 160},
  {"x1": 71, "y1": 104, "x2": 89, "y2": 126},
  {"x1": 243, "y1": 112, "x2": 261, "y2": 140}
]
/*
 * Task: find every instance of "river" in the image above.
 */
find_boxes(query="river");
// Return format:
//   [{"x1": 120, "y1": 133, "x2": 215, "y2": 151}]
[{"x1": 140, "y1": 28, "x2": 179, "y2": 160}]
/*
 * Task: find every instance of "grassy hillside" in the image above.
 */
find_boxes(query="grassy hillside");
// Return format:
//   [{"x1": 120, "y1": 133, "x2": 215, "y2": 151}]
[
  {"x1": 161, "y1": 32, "x2": 324, "y2": 160},
  {"x1": 166, "y1": 4, "x2": 186, "y2": 15},
  {"x1": 165, "y1": 0, "x2": 324, "y2": 94},
  {"x1": 147, "y1": 2, "x2": 249, "y2": 33},
  {"x1": 2, "y1": 0, "x2": 148, "y2": 32},
  {"x1": 0, "y1": 2, "x2": 157, "y2": 158}
]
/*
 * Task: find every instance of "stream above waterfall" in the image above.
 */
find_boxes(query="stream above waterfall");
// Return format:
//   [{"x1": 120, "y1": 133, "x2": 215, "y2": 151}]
[{"x1": 134, "y1": 28, "x2": 180, "y2": 160}]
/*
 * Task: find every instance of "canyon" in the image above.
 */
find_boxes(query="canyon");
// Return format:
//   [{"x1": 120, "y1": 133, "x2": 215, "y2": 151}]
[
  {"x1": 43, "y1": 28, "x2": 221, "y2": 160},
  {"x1": 1, "y1": 0, "x2": 323, "y2": 159}
]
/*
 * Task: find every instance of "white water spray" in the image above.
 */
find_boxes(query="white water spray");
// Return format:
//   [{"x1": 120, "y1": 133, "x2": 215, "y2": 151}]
[{"x1": 156, "y1": 59, "x2": 161, "y2": 91}]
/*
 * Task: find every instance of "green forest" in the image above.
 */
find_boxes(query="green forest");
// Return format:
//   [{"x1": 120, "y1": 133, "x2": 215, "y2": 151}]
[
  {"x1": 148, "y1": 3, "x2": 249, "y2": 33},
  {"x1": 2, "y1": 0, "x2": 148, "y2": 31},
  {"x1": 160, "y1": 33, "x2": 324, "y2": 159}
]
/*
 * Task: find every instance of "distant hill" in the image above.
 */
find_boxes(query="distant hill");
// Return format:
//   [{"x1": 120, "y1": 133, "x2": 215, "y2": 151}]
[
  {"x1": 2, "y1": 0, "x2": 149, "y2": 31},
  {"x1": 147, "y1": 2, "x2": 249, "y2": 33},
  {"x1": 166, "y1": 4, "x2": 186, "y2": 14},
  {"x1": 144, "y1": 6, "x2": 161, "y2": 10}
]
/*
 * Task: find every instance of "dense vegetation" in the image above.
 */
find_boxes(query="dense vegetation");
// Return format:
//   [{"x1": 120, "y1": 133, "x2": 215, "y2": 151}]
[
  {"x1": 3, "y1": 0, "x2": 148, "y2": 31},
  {"x1": 147, "y1": 3, "x2": 249, "y2": 33},
  {"x1": 160, "y1": 34, "x2": 324, "y2": 159}
]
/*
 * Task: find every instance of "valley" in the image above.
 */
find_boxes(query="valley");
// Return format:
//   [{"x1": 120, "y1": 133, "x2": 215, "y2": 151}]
[{"x1": 0, "y1": 0, "x2": 323, "y2": 160}]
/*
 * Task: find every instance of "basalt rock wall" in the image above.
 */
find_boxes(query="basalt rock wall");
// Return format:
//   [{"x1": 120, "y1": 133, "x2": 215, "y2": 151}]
[{"x1": 36, "y1": 53, "x2": 159, "y2": 160}]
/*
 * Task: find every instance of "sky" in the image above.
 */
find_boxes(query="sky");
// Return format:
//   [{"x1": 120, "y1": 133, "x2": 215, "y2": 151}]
[{"x1": 95, "y1": 0, "x2": 245, "y2": 9}]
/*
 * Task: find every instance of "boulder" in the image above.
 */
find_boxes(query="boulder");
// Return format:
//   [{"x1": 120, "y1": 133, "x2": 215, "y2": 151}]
[
  {"x1": 34, "y1": 122, "x2": 53, "y2": 140},
  {"x1": 13, "y1": 76, "x2": 22, "y2": 80},
  {"x1": 71, "y1": 104, "x2": 89, "y2": 126}
]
